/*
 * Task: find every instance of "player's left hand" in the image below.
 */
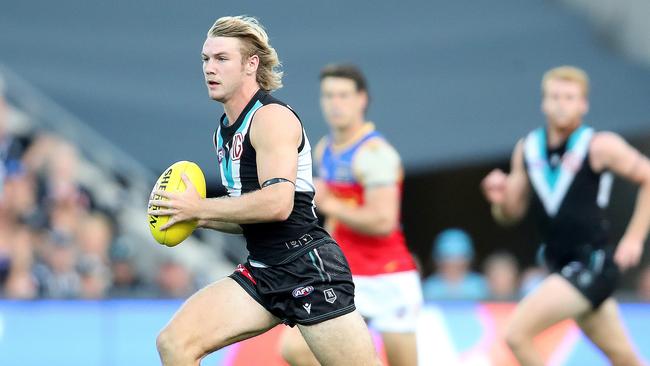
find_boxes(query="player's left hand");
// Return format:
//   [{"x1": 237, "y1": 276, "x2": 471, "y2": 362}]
[
  {"x1": 614, "y1": 238, "x2": 644, "y2": 271},
  {"x1": 148, "y1": 174, "x2": 203, "y2": 230}
]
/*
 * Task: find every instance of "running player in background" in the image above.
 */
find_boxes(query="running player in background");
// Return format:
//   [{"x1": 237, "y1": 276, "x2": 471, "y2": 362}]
[
  {"x1": 148, "y1": 17, "x2": 379, "y2": 366},
  {"x1": 481, "y1": 66, "x2": 650, "y2": 366},
  {"x1": 280, "y1": 64, "x2": 421, "y2": 366}
]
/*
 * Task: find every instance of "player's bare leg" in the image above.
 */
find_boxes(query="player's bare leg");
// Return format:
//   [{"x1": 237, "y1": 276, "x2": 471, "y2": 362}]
[
  {"x1": 381, "y1": 332, "x2": 417, "y2": 366},
  {"x1": 299, "y1": 310, "x2": 381, "y2": 366},
  {"x1": 505, "y1": 274, "x2": 591, "y2": 366},
  {"x1": 576, "y1": 298, "x2": 643, "y2": 366},
  {"x1": 279, "y1": 327, "x2": 320, "y2": 366},
  {"x1": 156, "y1": 277, "x2": 280, "y2": 366}
]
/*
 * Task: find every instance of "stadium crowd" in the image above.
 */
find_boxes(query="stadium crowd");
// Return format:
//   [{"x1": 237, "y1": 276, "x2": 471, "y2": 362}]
[{"x1": 0, "y1": 75, "x2": 649, "y2": 302}]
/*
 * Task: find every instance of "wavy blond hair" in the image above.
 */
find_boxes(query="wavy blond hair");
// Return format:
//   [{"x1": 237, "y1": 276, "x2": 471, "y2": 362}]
[
  {"x1": 208, "y1": 16, "x2": 283, "y2": 91},
  {"x1": 542, "y1": 65, "x2": 589, "y2": 97}
]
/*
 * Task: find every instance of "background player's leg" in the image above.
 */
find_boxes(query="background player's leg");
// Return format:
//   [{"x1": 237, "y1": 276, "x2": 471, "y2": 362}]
[
  {"x1": 576, "y1": 298, "x2": 643, "y2": 366},
  {"x1": 505, "y1": 274, "x2": 591, "y2": 366},
  {"x1": 278, "y1": 326, "x2": 320, "y2": 366},
  {"x1": 381, "y1": 332, "x2": 417, "y2": 366},
  {"x1": 156, "y1": 277, "x2": 280, "y2": 366},
  {"x1": 299, "y1": 310, "x2": 380, "y2": 366}
]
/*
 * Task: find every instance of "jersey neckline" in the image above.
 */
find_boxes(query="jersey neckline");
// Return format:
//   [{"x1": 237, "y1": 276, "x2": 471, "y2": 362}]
[{"x1": 219, "y1": 89, "x2": 266, "y2": 132}]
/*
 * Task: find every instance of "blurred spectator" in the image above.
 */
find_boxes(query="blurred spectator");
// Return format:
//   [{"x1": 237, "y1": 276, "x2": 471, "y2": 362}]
[
  {"x1": 33, "y1": 232, "x2": 81, "y2": 298},
  {"x1": 636, "y1": 265, "x2": 650, "y2": 302},
  {"x1": 78, "y1": 255, "x2": 110, "y2": 299},
  {"x1": 483, "y1": 251, "x2": 519, "y2": 301},
  {"x1": 422, "y1": 228, "x2": 487, "y2": 301},
  {"x1": 1, "y1": 225, "x2": 37, "y2": 299},
  {"x1": 76, "y1": 212, "x2": 113, "y2": 263},
  {"x1": 519, "y1": 266, "x2": 548, "y2": 297},
  {"x1": 108, "y1": 240, "x2": 153, "y2": 298},
  {"x1": 155, "y1": 259, "x2": 195, "y2": 299},
  {"x1": 0, "y1": 75, "x2": 27, "y2": 197}
]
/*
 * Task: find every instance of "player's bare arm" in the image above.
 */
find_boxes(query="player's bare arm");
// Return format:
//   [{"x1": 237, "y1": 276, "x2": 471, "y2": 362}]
[
  {"x1": 317, "y1": 142, "x2": 400, "y2": 236},
  {"x1": 197, "y1": 218, "x2": 243, "y2": 234},
  {"x1": 590, "y1": 131, "x2": 650, "y2": 270},
  {"x1": 482, "y1": 139, "x2": 530, "y2": 225},
  {"x1": 149, "y1": 104, "x2": 301, "y2": 228},
  {"x1": 318, "y1": 184, "x2": 399, "y2": 236}
]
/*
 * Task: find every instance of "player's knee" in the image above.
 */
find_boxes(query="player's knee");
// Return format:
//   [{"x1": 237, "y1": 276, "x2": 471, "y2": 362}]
[
  {"x1": 156, "y1": 328, "x2": 177, "y2": 359},
  {"x1": 279, "y1": 337, "x2": 313, "y2": 365},
  {"x1": 156, "y1": 327, "x2": 195, "y2": 363},
  {"x1": 505, "y1": 326, "x2": 530, "y2": 352},
  {"x1": 607, "y1": 348, "x2": 640, "y2": 366}
]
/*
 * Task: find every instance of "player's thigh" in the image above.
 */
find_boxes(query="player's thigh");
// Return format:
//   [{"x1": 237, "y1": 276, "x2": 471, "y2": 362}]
[
  {"x1": 576, "y1": 298, "x2": 641, "y2": 365},
  {"x1": 381, "y1": 332, "x2": 418, "y2": 366},
  {"x1": 508, "y1": 274, "x2": 591, "y2": 339},
  {"x1": 298, "y1": 310, "x2": 379, "y2": 366},
  {"x1": 160, "y1": 277, "x2": 280, "y2": 356},
  {"x1": 278, "y1": 326, "x2": 319, "y2": 366}
]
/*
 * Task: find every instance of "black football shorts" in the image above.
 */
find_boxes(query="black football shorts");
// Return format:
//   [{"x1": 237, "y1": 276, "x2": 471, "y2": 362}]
[{"x1": 229, "y1": 239, "x2": 356, "y2": 326}]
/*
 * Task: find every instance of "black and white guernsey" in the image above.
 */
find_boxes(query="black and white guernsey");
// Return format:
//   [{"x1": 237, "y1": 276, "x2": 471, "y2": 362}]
[{"x1": 213, "y1": 89, "x2": 329, "y2": 265}]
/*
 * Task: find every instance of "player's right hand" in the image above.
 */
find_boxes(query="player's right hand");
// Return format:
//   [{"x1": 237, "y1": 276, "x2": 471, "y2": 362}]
[{"x1": 481, "y1": 169, "x2": 508, "y2": 205}]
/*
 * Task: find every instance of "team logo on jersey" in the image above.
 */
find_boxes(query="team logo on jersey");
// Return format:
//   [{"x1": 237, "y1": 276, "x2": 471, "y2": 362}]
[
  {"x1": 561, "y1": 152, "x2": 582, "y2": 173},
  {"x1": 217, "y1": 148, "x2": 225, "y2": 164},
  {"x1": 292, "y1": 286, "x2": 314, "y2": 298},
  {"x1": 324, "y1": 288, "x2": 337, "y2": 303},
  {"x1": 231, "y1": 133, "x2": 244, "y2": 161},
  {"x1": 303, "y1": 303, "x2": 312, "y2": 314}
]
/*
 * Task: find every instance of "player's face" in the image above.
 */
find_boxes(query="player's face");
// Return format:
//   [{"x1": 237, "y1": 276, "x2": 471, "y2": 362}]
[
  {"x1": 202, "y1": 37, "x2": 246, "y2": 102},
  {"x1": 320, "y1": 77, "x2": 367, "y2": 130},
  {"x1": 542, "y1": 79, "x2": 588, "y2": 130}
]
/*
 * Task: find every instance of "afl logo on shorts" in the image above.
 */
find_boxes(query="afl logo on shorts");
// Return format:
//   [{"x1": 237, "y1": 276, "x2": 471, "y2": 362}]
[
  {"x1": 231, "y1": 133, "x2": 244, "y2": 161},
  {"x1": 292, "y1": 286, "x2": 314, "y2": 298}
]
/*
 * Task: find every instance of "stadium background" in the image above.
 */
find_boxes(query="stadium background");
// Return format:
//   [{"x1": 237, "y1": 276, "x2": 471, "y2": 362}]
[{"x1": 1, "y1": 0, "x2": 650, "y2": 365}]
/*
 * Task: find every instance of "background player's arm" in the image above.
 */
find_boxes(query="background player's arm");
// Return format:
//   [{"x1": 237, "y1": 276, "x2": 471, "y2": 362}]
[
  {"x1": 312, "y1": 138, "x2": 336, "y2": 233},
  {"x1": 481, "y1": 139, "x2": 530, "y2": 225},
  {"x1": 591, "y1": 132, "x2": 650, "y2": 270},
  {"x1": 317, "y1": 141, "x2": 400, "y2": 236},
  {"x1": 150, "y1": 104, "x2": 301, "y2": 227}
]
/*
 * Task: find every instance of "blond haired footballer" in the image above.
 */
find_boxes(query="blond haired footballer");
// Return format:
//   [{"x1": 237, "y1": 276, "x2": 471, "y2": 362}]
[
  {"x1": 481, "y1": 66, "x2": 650, "y2": 366},
  {"x1": 149, "y1": 16, "x2": 379, "y2": 366}
]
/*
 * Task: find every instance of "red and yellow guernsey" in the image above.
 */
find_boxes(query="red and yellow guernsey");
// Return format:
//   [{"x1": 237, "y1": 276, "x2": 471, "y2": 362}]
[{"x1": 317, "y1": 124, "x2": 416, "y2": 275}]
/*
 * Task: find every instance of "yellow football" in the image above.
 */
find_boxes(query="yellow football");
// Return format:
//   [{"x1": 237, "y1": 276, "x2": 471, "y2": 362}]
[{"x1": 148, "y1": 161, "x2": 206, "y2": 247}]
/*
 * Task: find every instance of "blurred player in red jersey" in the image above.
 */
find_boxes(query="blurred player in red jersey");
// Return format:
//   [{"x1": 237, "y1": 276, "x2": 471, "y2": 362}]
[{"x1": 280, "y1": 64, "x2": 421, "y2": 366}]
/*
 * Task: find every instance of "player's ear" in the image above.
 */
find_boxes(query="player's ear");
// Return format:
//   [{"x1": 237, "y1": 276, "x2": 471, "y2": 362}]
[
  {"x1": 359, "y1": 90, "x2": 369, "y2": 110},
  {"x1": 245, "y1": 55, "x2": 259, "y2": 76}
]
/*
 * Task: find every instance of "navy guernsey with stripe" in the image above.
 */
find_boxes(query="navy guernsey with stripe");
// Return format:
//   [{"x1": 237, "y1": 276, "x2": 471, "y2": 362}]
[
  {"x1": 523, "y1": 125, "x2": 614, "y2": 263},
  {"x1": 213, "y1": 90, "x2": 329, "y2": 265}
]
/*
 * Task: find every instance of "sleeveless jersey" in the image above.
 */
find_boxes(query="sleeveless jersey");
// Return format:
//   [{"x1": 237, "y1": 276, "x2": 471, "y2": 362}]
[
  {"x1": 523, "y1": 125, "x2": 614, "y2": 262},
  {"x1": 319, "y1": 126, "x2": 416, "y2": 275},
  {"x1": 213, "y1": 89, "x2": 328, "y2": 265}
]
